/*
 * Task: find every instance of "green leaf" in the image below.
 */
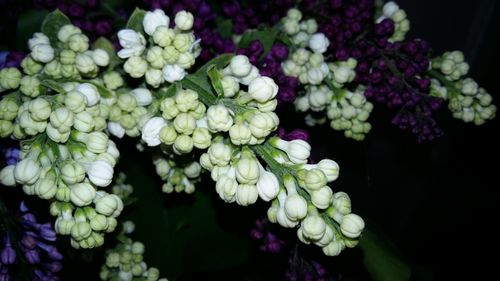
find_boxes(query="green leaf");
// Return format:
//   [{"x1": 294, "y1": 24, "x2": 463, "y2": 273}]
[
  {"x1": 196, "y1": 53, "x2": 234, "y2": 75},
  {"x1": 238, "y1": 28, "x2": 279, "y2": 58},
  {"x1": 41, "y1": 10, "x2": 71, "y2": 46},
  {"x1": 182, "y1": 74, "x2": 217, "y2": 106},
  {"x1": 15, "y1": 9, "x2": 50, "y2": 50},
  {"x1": 207, "y1": 66, "x2": 224, "y2": 98},
  {"x1": 126, "y1": 8, "x2": 146, "y2": 33},
  {"x1": 40, "y1": 79, "x2": 66, "y2": 94},
  {"x1": 360, "y1": 228, "x2": 412, "y2": 281}
]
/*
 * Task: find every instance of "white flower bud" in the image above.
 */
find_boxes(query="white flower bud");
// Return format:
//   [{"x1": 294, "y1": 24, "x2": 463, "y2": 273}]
[
  {"x1": 256, "y1": 169, "x2": 279, "y2": 202},
  {"x1": 68, "y1": 34, "x2": 89, "y2": 52},
  {"x1": 317, "y1": 159, "x2": 339, "y2": 182},
  {"x1": 227, "y1": 55, "x2": 252, "y2": 77},
  {"x1": 277, "y1": 206, "x2": 299, "y2": 228},
  {"x1": 74, "y1": 111, "x2": 94, "y2": 132},
  {"x1": 322, "y1": 240, "x2": 345, "y2": 256},
  {"x1": 173, "y1": 134, "x2": 194, "y2": 153},
  {"x1": 221, "y1": 76, "x2": 239, "y2": 98},
  {"x1": 208, "y1": 142, "x2": 231, "y2": 166},
  {"x1": 238, "y1": 66, "x2": 260, "y2": 85},
  {"x1": 145, "y1": 69, "x2": 164, "y2": 88},
  {"x1": 86, "y1": 131, "x2": 109, "y2": 153},
  {"x1": 303, "y1": 168, "x2": 327, "y2": 191},
  {"x1": 192, "y1": 127, "x2": 212, "y2": 149},
  {"x1": 311, "y1": 186, "x2": 333, "y2": 209},
  {"x1": 229, "y1": 123, "x2": 252, "y2": 145},
  {"x1": 332, "y1": 191, "x2": 352, "y2": 215},
  {"x1": 284, "y1": 194, "x2": 308, "y2": 221},
  {"x1": 70, "y1": 183, "x2": 96, "y2": 206},
  {"x1": 248, "y1": 112, "x2": 275, "y2": 139},
  {"x1": 273, "y1": 138, "x2": 310, "y2": 164},
  {"x1": 184, "y1": 161, "x2": 202, "y2": 178},
  {"x1": 117, "y1": 29, "x2": 146, "y2": 58},
  {"x1": 61, "y1": 161, "x2": 85, "y2": 184},
  {"x1": 143, "y1": 9, "x2": 170, "y2": 35},
  {"x1": 142, "y1": 117, "x2": 167, "y2": 146},
  {"x1": 28, "y1": 98, "x2": 51, "y2": 121},
  {"x1": 236, "y1": 184, "x2": 259, "y2": 206},
  {"x1": 301, "y1": 216, "x2": 326, "y2": 241},
  {"x1": 153, "y1": 26, "x2": 175, "y2": 47},
  {"x1": 162, "y1": 64, "x2": 186, "y2": 83},
  {"x1": 28, "y1": 32, "x2": 50, "y2": 49},
  {"x1": 95, "y1": 194, "x2": 122, "y2": 217},
  {"x1": 92, "y1": 49, "x2": 110, "y2": 67},
  {"x1": 248, "y1": 76, "x2": 279, "y2": 103},
  {"x1": 130, "y1": 88, "x2": 153, "y2": 106},
  {"x1": 308, "y1": 33, "x2": 330, "y2": 53},
  {"x1": 173, "y1": 113, "x2": 196, "y2": 135},
  {"x1": 75, "y1": 53, "x2": 97, "y2": 74},
  {"x1": 31, "y1": 44, "x2": 54, "y2": 63},
  {"x1": 87, "y1": 160, "x2": 114, "y2": 187},
  {"x1": 174, "y1": 11, "x2": 194, "y2": 31},
  {"x1": 57, "y1": 24, "x2": 81, "y2": 43},
  {"x1": 0, "y1": 165, "x2": 16, "y2": 186},
  {"x1": 283, "y1": 19, "x2": 300, "y2": 35},
  {"x1": 207, "y1": 104, "x2": 233, "y2": 132},
  {"x1": 235, "y1": 156, "x2": 260, "y2": 184},
  {"x1": 14, "y1": 158, "x2": 40, "y2": 185},
  {"x1": 216, "y1": 175, "x2": 238, "y2": 203},
  {"x1": 340, "y1": 213, "x2": 365, "y2": 238},
  {"x1": 35, "y1": 176, "x2": 58, "y2": 199}
]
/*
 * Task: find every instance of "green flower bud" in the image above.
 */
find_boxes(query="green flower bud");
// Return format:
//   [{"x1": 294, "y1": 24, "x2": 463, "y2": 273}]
[
  {"x1": 70, "y1": 183, "x2": 96, "y2": 206},
  {"x1": 146, "y1": 46, "x2": 166, "y2": 69},
  {"x1": 103, "y1": 72, "x2": 124, "y2": 90},
  {"x1": 162, "y1": 46, "x2": 179, "y2": 64},
  {"x1": 0, "y1": 98, "x2": 19, "y2": 120},
  {"x1": 28, "y1": 98, "x2": 51, "y2": 121},
  {"x1": 173, "y1": 134, "x2": 193, "y2": 154},
  {"x1": 50, "y1": 107, "x2": 74, "y2": 129},
  {"x1": 71, "y1": 221, "x2": 92, "y2": 241},
  {"x1": 153, "y1": 26, "x2": 175, "y2": 47},
  {"x1": 0, "y1": 68, "x2": 22, "y2": 89},
  {"x1": 44, "y1": 60, "x2": 62, "y2": 79},
  {"x1": 192, "y1": 127, "x2": 211, "y2": 149},
  {"x1": 68, "y1": 33, "x2": 89, "y2": 52},
  {"x1": 74, "y1": 111, "x2": 94, "y2": 132},
  {"x1": 90, "y1": 214, "x2": 109, "y2": 232},
  {"x1": 34, "y1": 175, "x2": 58, "y2": 199},
  {"x1": 124, "y1": 56, "x2": 148, "y2": 78},
  {"x1": 75, "y1": 54, "x2": 97, "y2": 75},
  {"x1": 19, "y1": 76, "x2": 41, "y2": 97},
  {"x1": 177, "y1": 52, "x2": 195, "y2": 69},
  {"x1": 21, "y1": 57, "x2": 43, "y2": 75},
  {"x1": 173, "y1": 33, "x2": 191, "y2": 53},
  {"x1": 0, "y1": 120, "x2": 14, "y2": 137},
  {"x1": 60, "y1": 49, "x2": 77, "y2": 65}
]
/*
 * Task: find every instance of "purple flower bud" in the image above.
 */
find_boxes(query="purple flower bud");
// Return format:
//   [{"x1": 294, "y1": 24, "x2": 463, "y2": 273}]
[
  {"x1": 0, "y1": 246, "x2": 16, "y2": 265},
  {"x1": 21, "y1": 235, "x2": 37, "y2": 250},
  {"x1": 286, "y1": 129, "x2": 310, "y2": 143},
  {"x1": 25, "y1": 249, "x2": 40, "y2": 264}
]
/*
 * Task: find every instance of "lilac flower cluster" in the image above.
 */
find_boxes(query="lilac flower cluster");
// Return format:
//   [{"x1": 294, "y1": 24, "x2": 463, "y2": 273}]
[
  {"x1": 237, "y1": 41, "x2": 298, "y2": 103},
  {"x1": 250, "y1": 218, "x2": 285, "y2": 254},
  {"x1": 299, "y1": 0, "x2": 444, "y2": 142},
  {"x1": 0, "y1": 201, "x2": 63, "y2": 281},
  {"x1": 222, "y1": 0, "x2": 294, "y2": 34},
  {"x1": 33, "y1": 0, "x2": 121, "y2": 40},
  {"x1": 142, "y1": 0, "x2": 235, "y2": 62}
]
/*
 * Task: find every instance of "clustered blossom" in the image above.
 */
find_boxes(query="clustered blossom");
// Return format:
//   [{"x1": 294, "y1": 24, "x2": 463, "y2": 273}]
[
  {"x1": 100, "y1": 221, "x2": 168, "y2": 281},
  {"x1": 280, "y1": 9, "x2": 374, "y2": 140},
  {"x1": 153, "y1": 154, "x2": 202, "y2": 194},
  {"x1": 141, "y1": 0, "x2": 236, "y2": 63},
  {"x1": 429, "y1": 51, "x2": 496, "y2": 125},
  {"x1": 0, "y1": 200, "x2": 63, "y2": 281},
  {"x1": 0, "y1": 23, "x2": 124, "y2": 249},
  {"x1": 118, "y1": 9, "x2": 200, "y2": 86}
]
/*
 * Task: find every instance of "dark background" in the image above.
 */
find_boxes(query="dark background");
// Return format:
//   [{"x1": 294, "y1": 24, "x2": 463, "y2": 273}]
[{"x1": 1, "y1": 1, "x2": 499, "y2": 280}]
